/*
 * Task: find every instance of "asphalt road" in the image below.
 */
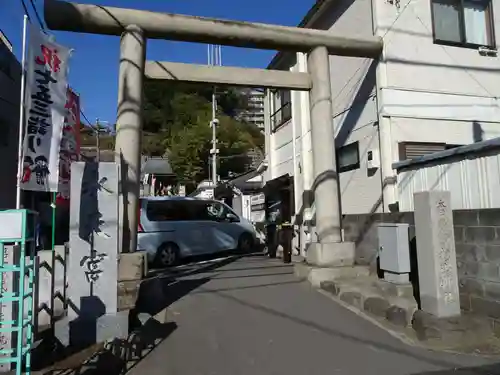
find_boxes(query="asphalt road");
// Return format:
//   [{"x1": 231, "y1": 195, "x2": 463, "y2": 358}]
[{"x1": 129, "y1": 254, "x2": 499, "y2": 375}]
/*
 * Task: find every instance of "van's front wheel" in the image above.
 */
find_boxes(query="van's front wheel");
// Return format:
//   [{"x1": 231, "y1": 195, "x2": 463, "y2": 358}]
[
  {"x1": 238, "y1": 233, "x2": 254, "y2": 254},
  {"x1": 155, "y1": 242, "x2": 179, "y2": 268}
]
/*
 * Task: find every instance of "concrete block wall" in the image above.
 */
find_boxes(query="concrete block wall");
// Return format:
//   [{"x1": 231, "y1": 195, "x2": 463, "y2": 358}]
[
  {"x1": 342, "y1": 209, "x2": 500, "y2": 331},
  {"x1": 453, "y1": 210, "x2": 500, "y2": 334}
]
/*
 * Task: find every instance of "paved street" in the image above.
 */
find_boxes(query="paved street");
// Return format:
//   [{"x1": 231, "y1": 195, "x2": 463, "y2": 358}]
[{"x1": 129, "y1": 254, "x2": 498, "y2": 375}]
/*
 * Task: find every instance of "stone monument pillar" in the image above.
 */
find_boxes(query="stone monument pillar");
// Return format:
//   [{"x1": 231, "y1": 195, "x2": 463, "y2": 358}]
[
  {"x1": 414, "y1": 190, "x2": 460, "y2": 318},
  {"x1": 55, "y1": 161, "x2": 128, "y2": 348}
]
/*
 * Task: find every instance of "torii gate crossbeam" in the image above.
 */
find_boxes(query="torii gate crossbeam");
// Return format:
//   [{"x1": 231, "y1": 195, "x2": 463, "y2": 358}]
[
  {"x1": 44, "y1": 0, "x2": 382, "y2": 57},
  {"x1": 44, "y1": 0, "x2": 383, "y2": 269}
]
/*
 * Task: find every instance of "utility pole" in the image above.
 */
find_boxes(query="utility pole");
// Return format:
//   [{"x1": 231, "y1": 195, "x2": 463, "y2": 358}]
[
  {"x1": 210, "y1": 96, "x2": 218, "y2": 186},
  {"x1": 208, "y1": 44, "x2": 222, "y2": 186},
  {"x1": 95, "y1": 118, "x2": 101, "y2": 163}
]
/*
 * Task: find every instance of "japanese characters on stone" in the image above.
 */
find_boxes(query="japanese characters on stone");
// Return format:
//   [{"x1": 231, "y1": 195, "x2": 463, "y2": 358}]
[
  {"x1": 80, "y1": 249, "x2": 108, "y2": 284},
  {"x1": 436, "y1": 197, "x2": 456, "y2": 304},
  {"x1": 21, "y1": 25, "x2": 71, "y2": 192}
]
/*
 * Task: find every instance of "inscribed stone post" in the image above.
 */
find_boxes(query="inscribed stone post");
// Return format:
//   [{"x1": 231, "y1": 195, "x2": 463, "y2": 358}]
[
  {"x1": 55, "y1": 161, "x2": 127, "y2": 348},
  {"x1": 414, "y1": 191, "x2": 460, "y2": 317}
]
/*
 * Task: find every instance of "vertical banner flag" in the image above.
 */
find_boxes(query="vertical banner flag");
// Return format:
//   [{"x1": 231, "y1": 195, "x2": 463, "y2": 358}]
[
  {"x1": 21, "y1": 25, "x2": 71, "y2": 192},
  {"x1": 57, "y1": 88, "x2": 81, "y2": 202}
]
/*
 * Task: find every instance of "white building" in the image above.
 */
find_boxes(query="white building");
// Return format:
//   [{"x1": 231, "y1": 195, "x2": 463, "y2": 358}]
[
  {"x1": 237, "y1": 88, "x2": 265, "y2": 130},
  {"x1": 264, "y1": 0, "x2": 500, "y2": 220}
]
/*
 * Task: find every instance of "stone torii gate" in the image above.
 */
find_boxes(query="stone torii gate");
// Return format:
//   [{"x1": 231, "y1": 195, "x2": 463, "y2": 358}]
[{"x1": 44, "y1": 0, "x2": 383, "y2": 266}]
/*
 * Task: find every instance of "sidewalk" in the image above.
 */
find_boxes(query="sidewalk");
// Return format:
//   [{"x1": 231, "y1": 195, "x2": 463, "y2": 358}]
[{"x1": 128, "y1": 254, "x2": 499, "y2": 375}]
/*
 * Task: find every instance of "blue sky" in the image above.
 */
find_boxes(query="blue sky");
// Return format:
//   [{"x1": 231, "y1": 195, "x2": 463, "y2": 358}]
[{"x1": 2, "y1": 0, "x2": 314, "y2": 126}]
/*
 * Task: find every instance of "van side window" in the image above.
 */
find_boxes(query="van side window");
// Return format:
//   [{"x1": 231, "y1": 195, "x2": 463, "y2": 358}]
[
  {"x1": 204, "y1": 201, "x2": 236, "y2": 221},
  {"x1": 146, "y1": 200, "x2": 191, "y2": 221},
  {"x1": 205, "y1": 202, "x2": 225, "y2": 220}
]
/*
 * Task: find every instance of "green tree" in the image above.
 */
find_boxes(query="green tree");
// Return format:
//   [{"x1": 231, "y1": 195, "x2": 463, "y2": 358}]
[
  {"x1": 142, "y1": 132, "x2": 166, "y2": 156},
  {"x1": 166, "y1": 103, "x2": 256, "y2": 188},
  {"x1": 143, "y1": 80, "x2": 264, "y2": 187}
]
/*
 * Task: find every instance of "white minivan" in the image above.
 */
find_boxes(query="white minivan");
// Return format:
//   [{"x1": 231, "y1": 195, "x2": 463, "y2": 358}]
[{"x1": 137, "y1": 196, "x2": 258, "y2": 267}]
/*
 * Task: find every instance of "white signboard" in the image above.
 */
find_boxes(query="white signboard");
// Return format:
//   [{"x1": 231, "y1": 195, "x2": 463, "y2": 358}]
[
  {"x1": 21, "y1": 25, "x2": 72, "y2": 192},
  {"x1": 0, "y1": 212, "x2": 23, "y2": 240},
  {"x1": 250, "y1": 193, "x2": 265, "y2": 223},
  {"x1": 250, "y1": 193, "x2": 265, "y2": 206}
]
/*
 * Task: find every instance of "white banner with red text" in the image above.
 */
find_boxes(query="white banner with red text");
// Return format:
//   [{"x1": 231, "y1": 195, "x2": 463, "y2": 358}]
[
  {"x1": 56, "y1": 88, "x2": 81, "y2": 203},
  {"x1": 21, "y1": 25, "x2": 71, "y2": 192}
]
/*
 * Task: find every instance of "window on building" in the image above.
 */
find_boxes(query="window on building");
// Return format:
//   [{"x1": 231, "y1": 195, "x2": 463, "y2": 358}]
[
  {"x1": 337, "y1": 142, "x2": 360, "y2": 173},
  {"x1": 431, "y1": 0, "x2": 495, "y2": 47},
  {"x1": 398, "y1": 142, "x2": 464, "y2": 160},
  {"x1": 270, "y1": 89, "x2": 291, "y2": 131}
]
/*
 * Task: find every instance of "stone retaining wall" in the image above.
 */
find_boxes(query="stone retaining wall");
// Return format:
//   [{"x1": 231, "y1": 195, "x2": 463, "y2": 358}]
[{"x1": 342, "y1": 209, "x2": 500, "y2": 334}]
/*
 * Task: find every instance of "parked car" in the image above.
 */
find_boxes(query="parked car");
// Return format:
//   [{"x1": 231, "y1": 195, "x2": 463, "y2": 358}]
[{"x1": 137, "y1": 196, "x2": 258, "y2": 267}]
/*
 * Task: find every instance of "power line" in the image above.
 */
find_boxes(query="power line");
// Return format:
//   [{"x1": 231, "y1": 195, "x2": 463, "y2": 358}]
[
  {"x1": 79, "y1": 109, "x2": 93, "y2": 127},
  {"x1": 19, "y1": 0, "x2": 31, "y2": 22},
  {"x1": 334, "y1": 0, "x2": 415, "y2": 104},
  {"x1": 20, "y1": 2, "x2": 99, "y2": 140},
  {"x1": 28, "y1": 0, "x2": 45, "y2": 30},
  {"x1": 408, "y1": 6, "x2": 495, "y2": 99}
]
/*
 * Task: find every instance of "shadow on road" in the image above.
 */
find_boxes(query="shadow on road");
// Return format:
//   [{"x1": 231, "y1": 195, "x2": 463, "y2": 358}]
[
  {"x1": 35, "y1": 252, "x2": 256, "y2": 374},
  {"x1": 133, "y1": 252, "x2": 251, "y2": 318},
  {"x1": 137, "y1": 252, "x2": 500, "y2": 374},
  {"x1": 194, "y1": 284, "x2": 500, "y2": 371},
  {"x1": 208, "y1": 270, "x2": 294, "y2": 280},
  {"x1": 69, "y1": 252, "x2": 500, "y2": 375},
  {"x1": 412, "y1": 363, "x2": 500, "y2": 374},
  {"x1": 41, "y1": 320, "x2": 177, "y2": 375}
]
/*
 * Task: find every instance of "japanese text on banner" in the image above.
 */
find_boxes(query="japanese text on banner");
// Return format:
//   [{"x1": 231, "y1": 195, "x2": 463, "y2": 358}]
[{"x1": 21, "y1": 25, "x2": 71, "y2": 192}]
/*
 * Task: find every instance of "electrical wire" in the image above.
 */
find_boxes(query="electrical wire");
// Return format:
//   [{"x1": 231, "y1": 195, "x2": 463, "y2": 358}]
[
  {"x1": 19, "y1": 0, "x2": 32, "y2": 22},
  {"x1": 20, "y1": 0, "x2": 103, "y2": 159},
  {"x1": 28, "y1": 0, "x2": 45, "y2": 31},
  {"x1": 79, "y1": 109, "x2": 93, "y2": 128},
  {"x1": 333, "y1": 0, "x2": 415, "y2": 104},
  {"x1": 408, "y1": 5, "x2": 495, "y2": 99}
]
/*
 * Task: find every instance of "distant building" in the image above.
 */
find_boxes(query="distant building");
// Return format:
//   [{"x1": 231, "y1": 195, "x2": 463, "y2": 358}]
[
  {"x1": 0, "y1": 29, "x2": 21, "y2": 209},
  {"x1": 236, "y1": 88, "x2": 265, "y2": 131}
]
